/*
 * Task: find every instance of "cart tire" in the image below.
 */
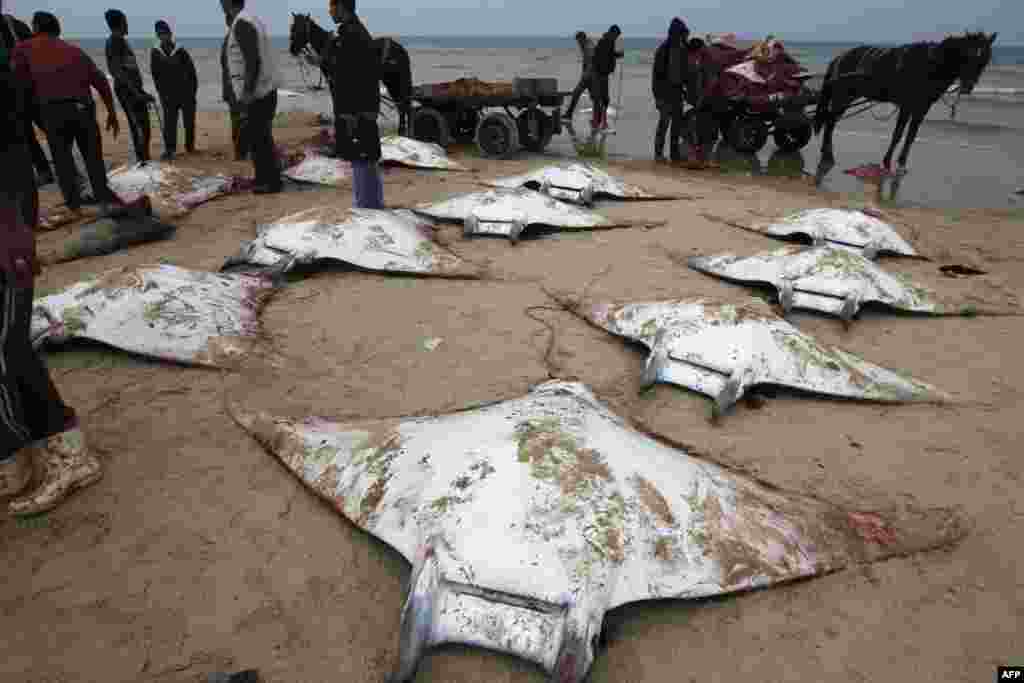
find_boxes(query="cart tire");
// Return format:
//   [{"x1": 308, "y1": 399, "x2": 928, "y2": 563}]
[
  {"x1": 772, "y1": 115, "x2": 813, "y2": 152},
  {"x1": 517, "y1": 109, "x2": 555, "y2": 152},
  {"x1": 683, "y1": 108, "x2": 719, "y2": 148},
  {"x1": 475, "y1": 112, "x2": 520, "y2": 158},
  {"x1": 411, "y1": 107, "x2": 451, "y2": 147},
  {"x1": 726, "y1": 117, "x2": 769, "y2": 154},
  {"x1": 450, "y1": 109, "x2": 481, "y2": 142}
]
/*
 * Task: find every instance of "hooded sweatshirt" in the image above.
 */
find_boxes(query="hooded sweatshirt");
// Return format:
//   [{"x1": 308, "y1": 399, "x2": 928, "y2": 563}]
[
  {"x1": 150, "y1": 41, "x2": 198, "y2": 102},
  {"x1": 652, "y1": 18, "x2": 688, "y2": 101}
]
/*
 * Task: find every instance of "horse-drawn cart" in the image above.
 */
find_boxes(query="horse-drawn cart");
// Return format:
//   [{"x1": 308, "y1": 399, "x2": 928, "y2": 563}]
[{"x1": 409, "y1": 78, "x2": 569, "y2": 158}]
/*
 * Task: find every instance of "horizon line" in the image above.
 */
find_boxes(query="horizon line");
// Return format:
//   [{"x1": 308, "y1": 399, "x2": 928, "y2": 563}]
[{"x1": 62, "y1": 33, "x2": 1024, "y2": 46}]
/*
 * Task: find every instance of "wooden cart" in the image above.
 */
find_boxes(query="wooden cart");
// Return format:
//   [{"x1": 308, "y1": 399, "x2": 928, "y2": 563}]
[{"x1": 408, "y1": 78, "x2": 569, "y2": 158}]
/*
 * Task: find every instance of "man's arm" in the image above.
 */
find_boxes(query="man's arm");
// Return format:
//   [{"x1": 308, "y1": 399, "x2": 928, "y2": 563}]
[
  {"x1": 233, "y1": 20, "x2": 261, "y2": 103},
  {"x1": 84, "y1": 52, "x2": 120, "y2": 136},
  {"x1": 183, "y1": 50, "x2": 199, "y2": 99},
  {"x1": 149, "y1": 48, "x2": 167, "y2": 100}
]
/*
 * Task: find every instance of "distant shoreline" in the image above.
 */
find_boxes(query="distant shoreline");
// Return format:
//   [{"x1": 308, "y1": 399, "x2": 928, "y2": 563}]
[{"x1": 58, "y1": 34, "x2": 1024, "y2": 48}]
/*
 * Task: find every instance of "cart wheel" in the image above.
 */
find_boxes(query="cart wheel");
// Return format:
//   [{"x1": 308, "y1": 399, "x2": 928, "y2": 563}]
[
  {"x1": 726, "y1": 117, "x2": 769, "y2": 154},
  {"x1": 475, "y1": 112, "x2": 520, "y2": 158},
  {"x1": 772, "y1": 114, "x2": 813, "y2": 152},
  {"x1": 517, "y1": 109, "x2": 554, "y2": 152},
  {"x1": 411, "y1": 107, "x2": 451, "y2": 147},
  {"x1": 683, "y1": 108, "x2": 719, "y2": 148},
  {"x1": 451, "y1": 109, "x2": 481, "y2": 143}
]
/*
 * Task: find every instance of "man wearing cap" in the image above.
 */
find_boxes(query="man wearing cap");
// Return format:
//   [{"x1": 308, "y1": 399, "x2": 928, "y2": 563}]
[
  {"x1": 0, "y1": 1, "x2": 54, "y2": 185},
  {"x1": 105, "y1": 9, "x2": 156, "y2": 163},
  {"x1": 324, "y1": 0, "x2": 383, "y2": 208},
  {"x1": 12, "y1": 12, "x2": 123, "y2": 215},
  {"x1": 652, "y1": 18, "x2": 690, "y2": 161},
  {"x1": 220, "y1": 0, "x2": 282, "y2": 194},
  {"x1": 151, "y1": 20, "x2": 198, "y2": 160},
  {"x1": 562, "y1": 31, "x2": 595, "y2": 121},
  {"x1": 1, "y1": 29, "x2": 104, "y2": 517},
  {"x1": 591, "y1": 24, "x2": 624, "y2": 130}
]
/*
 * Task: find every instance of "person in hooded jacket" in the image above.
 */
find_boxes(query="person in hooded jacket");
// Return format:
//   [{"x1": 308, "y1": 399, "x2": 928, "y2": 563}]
[
  {"x1": 150, "y1": 20, "x2": 198, "y2": 160},
  {"x1": 324, "y1": 0, "x2": 383, "y2": 209},
  {"x1": 651, "y1": 18, "x2": 690, "y2": 161},
  {"x1": 590, "y1": 25, "x2": 624, "y2": 130},
  {"x1": 1, "y1": 2, "x2": 54, "y2": 185}
]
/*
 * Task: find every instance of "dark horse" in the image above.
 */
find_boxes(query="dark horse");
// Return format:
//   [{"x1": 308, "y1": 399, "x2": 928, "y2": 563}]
[
  {"x1": 814, "y1": 32, "x2": 996, "y2": 174},
  {"x1": 288, "y1": 12, "x2": 413, "y2": 136}
]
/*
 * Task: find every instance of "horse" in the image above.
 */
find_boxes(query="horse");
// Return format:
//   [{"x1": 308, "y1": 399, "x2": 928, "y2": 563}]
[
  {"x1": 813, "y1": 32, "x2": 996, "y2": 175},
  {"x1": 288, "y1": 12, "x2": 413, "y2": 136}
]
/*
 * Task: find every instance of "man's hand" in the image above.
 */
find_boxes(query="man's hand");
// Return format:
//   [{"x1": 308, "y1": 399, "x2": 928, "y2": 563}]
[{"x1": 106, "y1": 111, "x2": 120, "y2": 137}]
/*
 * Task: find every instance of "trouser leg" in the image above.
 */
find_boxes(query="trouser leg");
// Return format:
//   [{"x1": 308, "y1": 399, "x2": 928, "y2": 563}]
[
  {"x1": 565, "y1": 75, "x2": 588, "y2": 118},
  {"x1": 161, "y1": 100, "x2": 179, "y2": 155},
  {"x1": 0, "y1": 275, "x2": 74, "y2": 459},
  {"x1": 71, "y1": 103, "x2": 117, "y2": 204},
  {"x1": 245, "y1": 92, "x2": 281, "y2": 189},
  {"x1": 41, "y1": 104, "x2": 82, "y2": 210},
  {"x1": 117, "y1": 89, "x2": 151, "y2": 163},
  {"x1": 183, "y1": 99, "x2": 197, "y2": 152},
  {"x1": 669, "y1": 102, "x2": 684, "y2": 160}
]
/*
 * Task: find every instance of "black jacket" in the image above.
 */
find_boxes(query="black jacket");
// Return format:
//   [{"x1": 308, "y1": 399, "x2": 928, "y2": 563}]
[
  {"x1": 1, "y1": 14, "x2": 31, "y2": 50},
  {"x1": 652, "y1": 19, "x2": 688, "y2": 102},
  {"x1": 325, "y1": 17, "x2": 382, "y2": 162},
  {"x1": 592, "y1": 32, "x2": 624, "y2": 77},
  {"x1": 150, "y1": 43, "x2": 198, "y2": 103}
]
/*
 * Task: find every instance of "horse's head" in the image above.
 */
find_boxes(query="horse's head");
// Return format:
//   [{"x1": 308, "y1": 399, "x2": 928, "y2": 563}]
[
  {"x1": 288, "y1": 13, "x2": 310, "y2": 56},
  {"x1": 946, "y1": 32, "x2": 997, "y2": 94}
]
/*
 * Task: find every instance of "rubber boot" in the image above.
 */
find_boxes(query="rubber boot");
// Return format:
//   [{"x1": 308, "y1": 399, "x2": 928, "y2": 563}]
[{"x1": 8, "y1": 429, "x2": 103, "y2": 517}]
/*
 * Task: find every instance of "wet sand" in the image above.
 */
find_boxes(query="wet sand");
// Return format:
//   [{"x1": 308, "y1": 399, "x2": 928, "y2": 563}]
[{"x1": 2, "y1": 110, "x2": 1023, "y2": 683}]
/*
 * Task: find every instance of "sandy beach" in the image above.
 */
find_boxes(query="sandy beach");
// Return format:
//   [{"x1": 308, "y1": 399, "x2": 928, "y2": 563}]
[{"x1": 3, "y1": 108, "x2": 1023, "y2": 683}]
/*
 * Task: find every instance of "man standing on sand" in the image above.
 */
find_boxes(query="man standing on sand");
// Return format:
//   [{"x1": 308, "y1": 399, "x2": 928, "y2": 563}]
[
  {"x1": 324, "y1": 0, "x2": 383, "y2": 209},
  {"x1": 13, "y1": 12, "x2": 123, "y2": 216},
  {"x1": 1, "y1": 0, "x2": 55, "y2": 185},
  {"x1": 0, "y1": 41, "x2": 103, "y2": 517},
  {"x1": 652, "y1": 18, "x2": 690, "y2": 162},
  {"x1": 220, "y1": 0, "x2": 283, "y2": 194},
  {"x1": 105, "y1": 9, "x2": 156, "y2": 163},
  {"x1": 150, "y1": 20, "x2": 199, "y2": 161},
  {"x1": 562, "y1": 31, "x2": 594, "y2": 121},
  {"x1": 591, "y1": 25, "x2": 624, "y2": 131}
]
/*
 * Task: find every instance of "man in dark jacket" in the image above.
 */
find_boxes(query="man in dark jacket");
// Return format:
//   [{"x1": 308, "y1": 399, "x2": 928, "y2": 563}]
[
  {"x1": 151, "y1": 20, "x2": 198, "y2": 160},
  {"x1": 651, "y1": 18, "x2": 690, "y2": 161},
  {"x1": 325, "y1": 0, "x2": 383, "y2": 209},
  {"x1": 563, "y1": 31, "x2": 595, "y2": 121},
  {"x1": 1, "y1": 2, "x2": 54, "y2": 185},
  {"x1": 591, "y1": 25, "x2": 623, "y2": 130},
  {"x1": 105, "y1": 9, "x2": 155, "y2": 163},
  {"x1": 0, "y1": 47, "x2": 102, "y2": 517},
  {"x1": 13, "y1": 12, "x2": 123, "y2": 214}
]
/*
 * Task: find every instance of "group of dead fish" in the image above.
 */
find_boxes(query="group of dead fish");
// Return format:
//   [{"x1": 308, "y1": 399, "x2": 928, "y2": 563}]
[{"x1": 30, "y1": 135, "x2": 1017, "y2": 682}]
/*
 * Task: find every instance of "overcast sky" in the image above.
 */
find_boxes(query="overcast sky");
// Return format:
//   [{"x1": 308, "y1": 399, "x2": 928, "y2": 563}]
[{"x1": 5, "y1": 0, "x2": 1019, "y2": 43}]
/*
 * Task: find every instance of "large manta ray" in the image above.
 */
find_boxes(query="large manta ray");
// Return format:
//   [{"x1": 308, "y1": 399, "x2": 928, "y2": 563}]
[{"x1": 230, "y1": 380, "x2": 963, "y2": 683}]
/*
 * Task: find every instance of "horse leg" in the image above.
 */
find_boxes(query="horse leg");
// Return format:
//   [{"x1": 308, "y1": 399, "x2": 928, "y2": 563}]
[
  {"x1": 882, "y1": 108, "x2": 910, "y2": 171},
  {"x1": 895, "y1": 110, "x2": 926, "y2": 172}
]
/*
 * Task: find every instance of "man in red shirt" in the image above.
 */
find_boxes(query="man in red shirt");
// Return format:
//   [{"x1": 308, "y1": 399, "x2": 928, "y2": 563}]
[
  {"x1": 13, "y1": 12, "x2": 122, "y2": 214},
  {"x1": 0, "y1": 33, "x2": 103, "y2": 516}
]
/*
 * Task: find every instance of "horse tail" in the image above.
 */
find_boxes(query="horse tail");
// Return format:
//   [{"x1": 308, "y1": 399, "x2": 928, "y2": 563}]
[{"x1": 814, "y1": 58, "x2": 837, "y2": 134}]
